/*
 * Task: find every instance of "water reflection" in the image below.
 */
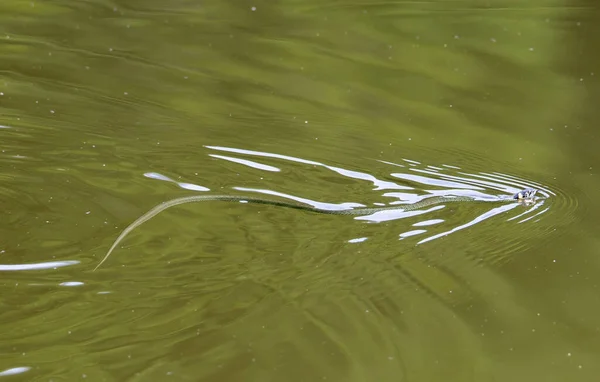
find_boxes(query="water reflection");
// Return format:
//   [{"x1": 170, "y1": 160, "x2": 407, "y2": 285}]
[
  {"x1": 144, "y1": 172, "x2": 210, "y2": 191},
  {"x1": 0, "y1": 260, "x2": 79, "y2": 271},
  {"x1": 190, "y1": 145, "x2": 550, "y2": 246},
  {"x1": 0, "y1": 0, "x2": 593, "y2": 379},
  {"x1": 0, "y1": 367, "x2": 31, "y2": 377}
]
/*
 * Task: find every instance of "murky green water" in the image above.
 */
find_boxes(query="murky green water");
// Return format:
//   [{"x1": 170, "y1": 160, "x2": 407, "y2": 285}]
[{"x1": 2, "y1": 0, "x2": 599, "y2": 381}]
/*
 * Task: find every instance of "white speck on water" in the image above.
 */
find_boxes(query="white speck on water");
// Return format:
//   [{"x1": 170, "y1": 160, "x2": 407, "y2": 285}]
[
  {"x1": 529, "y1": 47, "x2": 534, "y2": 51},
  {"x1": 85, "y1": 211, "x2": 91, "y2": 215},
  {"x1": 251, "y1": 6, "x2": 256, "y2": 11},
  {"x1": 454, "y1": 35, "x2": 459, "y2": 39},
  {"x1": 567, "y1": 352, "x2": 572, "y2": 357},
  {"x1": 348, "y1": 237, "x2": 368, "y2": 243},
  {"x1": 124, "y1": 92, "x2": 128, "y2": 95},
  {"x1": 490, "y1": 38, "x2": 496, "y2": 43},
  {"x1": 50, "y1": 110, "x2": 55, "y2": 114},
  {"x1": 305, "y1": 120, "x2": 308, "y2": 124}
]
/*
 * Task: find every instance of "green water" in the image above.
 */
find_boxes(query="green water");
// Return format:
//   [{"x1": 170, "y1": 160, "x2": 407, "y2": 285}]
[{"x1": 1, "y1": 0, "x2": 599, "y2": 381}]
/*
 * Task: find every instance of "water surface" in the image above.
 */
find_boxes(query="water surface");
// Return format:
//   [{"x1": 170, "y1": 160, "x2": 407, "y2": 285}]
[{"x1": 1, "y1": 0, "x2": 599, "y2": 381}]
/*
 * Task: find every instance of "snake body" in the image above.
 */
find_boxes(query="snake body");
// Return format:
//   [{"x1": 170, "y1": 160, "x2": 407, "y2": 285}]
[{"x1": 93, "y1": 188, "x2": 538, "y2": 270}]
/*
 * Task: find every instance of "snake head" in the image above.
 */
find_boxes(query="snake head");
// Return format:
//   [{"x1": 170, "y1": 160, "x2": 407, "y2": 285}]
[{"x1": 513, "y1": 188, "x2": 537, "y2": 200}]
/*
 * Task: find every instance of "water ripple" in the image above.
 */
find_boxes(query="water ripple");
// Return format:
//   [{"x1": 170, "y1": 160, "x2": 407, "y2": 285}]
[
  {"x1": 125, "y1": 145, "x2": 564, "y2": 265},
  {"x1": 144, "y1": 172, "x2": 210, "y2": 191},
  {"x1": 209, "y1": 154, "x2": 281, "y2": 172}
]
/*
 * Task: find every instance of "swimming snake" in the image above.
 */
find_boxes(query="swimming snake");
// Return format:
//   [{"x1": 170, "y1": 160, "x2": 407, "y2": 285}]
[{"x1": 93, "y1": 188, "x2": 538, "y2": 270}]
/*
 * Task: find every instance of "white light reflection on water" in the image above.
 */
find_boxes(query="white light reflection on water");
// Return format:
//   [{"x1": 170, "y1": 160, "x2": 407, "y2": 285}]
[
  {"x1": 411, "y1": 168, "x2": 518, "y2": 194},
  {"x1": 192, "y1": 146, "x2": 551, "y2": 246},
  {"x1": 206, "y1": 146, "x2": 411, "y2": 191},
  {"x1": 417, "y1": 203, "x2": 520, "y2": 244},
  {"x1": 487, "y1": 172, "x2": 555, "y2": 196},
  {"x1": 517, "y1": 206, "x2": 550, "y2": 224},
  {"x1": 59, "y1": 281, "x2": 84, "y2": 286},
  {"x1": 0, "y1": 260, "x2": 79, "y2": 271},
  {"x1": 0, "y1": 367, "x2": 31, "y2": 377},
  {"x1": 399, "y1": 229, "x2": 427, "y2": 239},
  {"x1": 144, "y1": 172, "x2": 210, "y2": 191},
  {"x1": 391, "y1": 172, "x2": 486, "y2": 190},
  {"x1": 355, "y1": 205, "x2": 446, "y2": 223},
  {"x1": 508, "y1": 200, "x2": 547, "y2": 222},
  {"x1": 348, "y1": 237, "x2": 368, "y2": 243},
  {"x1": 234, "y1": 187, "x2": 365, "y2": 211},
  {"x1": 413, "y1": 219, "x2": 444, "y2": 227}
]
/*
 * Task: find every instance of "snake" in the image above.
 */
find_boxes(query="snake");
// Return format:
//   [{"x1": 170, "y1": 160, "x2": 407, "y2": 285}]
[{"x1": 93, "y1": 188, "x2": 538, "y2": 271}]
